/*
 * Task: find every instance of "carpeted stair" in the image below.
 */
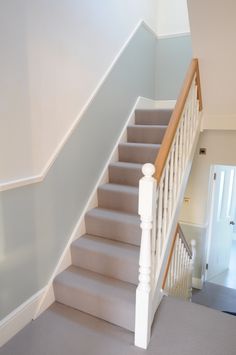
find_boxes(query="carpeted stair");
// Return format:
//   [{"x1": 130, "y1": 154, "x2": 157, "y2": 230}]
[{"x1": 53, "y1": 108, "x2": 172, "y2": 331}]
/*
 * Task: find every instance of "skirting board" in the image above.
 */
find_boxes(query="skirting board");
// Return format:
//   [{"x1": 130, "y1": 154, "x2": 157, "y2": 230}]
[
  {"x1": 192, "y1": 277, "x2": 204, "y2": 290},
  {"x1": 137, "y1": 97, "x2": 176, "y2": 110},
  {"x1": 0, "y1": 287, "x2": 46, "y2": 348}
]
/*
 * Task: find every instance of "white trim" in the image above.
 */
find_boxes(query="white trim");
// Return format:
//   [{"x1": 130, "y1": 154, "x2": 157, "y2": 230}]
[
  {"x1": 0, "y1": 20, "x2": 157, "y2": 193},
  {"x1": 202, "y1": 114, "x2": 236, "y2": 131},
  {"x1": 152, "y1": 113, "x2": 203, "y2": 318},
  {"x1": 179, "y1": 220, "x2": 208, "y2": 229},
  {"x1": 0, "y1": 287, "x2": 46, "y2": 348},
  {"x1": 157, "y1": 32, "x2": 191, "y2": 40},
  {"x1": 137, "y1": 97, "x2": 176, "y2": 110},
  {"x1": 192, "y1": 277, "x2": 204, "y2": 290}
]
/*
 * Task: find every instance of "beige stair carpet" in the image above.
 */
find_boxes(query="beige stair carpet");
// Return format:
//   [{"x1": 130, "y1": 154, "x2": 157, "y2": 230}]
[{"x1": 53, "y1": 108, "x2": 172, "y2": 331}]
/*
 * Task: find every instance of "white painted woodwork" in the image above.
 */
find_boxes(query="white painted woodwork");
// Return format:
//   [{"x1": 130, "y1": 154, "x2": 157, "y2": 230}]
[{"x1": 135, "y1": 75, "x2": 201, "y2": 349}]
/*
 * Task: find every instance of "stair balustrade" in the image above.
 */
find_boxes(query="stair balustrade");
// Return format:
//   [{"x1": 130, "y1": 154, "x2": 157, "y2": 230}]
[
  {"x1": 162, "y1": 224, "x2": 196, "y2": 300},
  {"x1": 135, "y1": 59, "x2": 202, "y2": 349}
]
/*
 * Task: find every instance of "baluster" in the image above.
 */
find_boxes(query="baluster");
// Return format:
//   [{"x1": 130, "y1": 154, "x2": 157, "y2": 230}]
[
  {"x1": 135, "y1": 164, "x2": 156, "y2": 349},
  {"x1": 170, "y1": 245, "x2": 176, "y2": 291},
  {"x1": 179, "y1": 241, "x2": 185, "y2": 297},
  {"x1": 188, "y1": 239, "x2": 196, "y2": 300},
  {"x1": 173, "y1": 137, "x2": 179, "y2": 201},
  {"x1": 194, "y1": 84, "x2": 199, "y2": 128},
  {"x1": 178, "y1": 123, "x2": 183, "y2": 187},
  {"x1": 190, "y1": 83, "x2": 195, "y2": 140},
  {"x1": 168, "y1": 149, "x2": 174, "y2": 223},
  {"x1": 182, "y1": 108, "x2": 188, "y2": 168},
  {"x1": 183, "y1": 250, "x2": 188, "y2": 298},
  {"x1": 156, "y1": 179, "x2": 164, "y2": 273},
  {"x1": 162, "y1": 161, "x2": 170, "y2": 248},
  {"x1": 175, "y1": 237, "x2": 181, "y2": 297}
]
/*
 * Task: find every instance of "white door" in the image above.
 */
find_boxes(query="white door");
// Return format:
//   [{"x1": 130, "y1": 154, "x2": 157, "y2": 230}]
[{"x1": 207, "y1": 165, "x2": 236, "y2": 280}]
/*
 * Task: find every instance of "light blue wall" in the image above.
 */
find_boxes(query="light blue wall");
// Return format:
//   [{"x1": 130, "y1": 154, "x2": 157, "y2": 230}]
[{"x1": 155, "y1": 35, "x2": 193, "y2": 100}]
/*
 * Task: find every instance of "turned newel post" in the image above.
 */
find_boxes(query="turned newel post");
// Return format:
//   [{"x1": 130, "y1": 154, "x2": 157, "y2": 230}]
[{"x1": 135, "y1": 163, "x2": 156, "y2": 349}]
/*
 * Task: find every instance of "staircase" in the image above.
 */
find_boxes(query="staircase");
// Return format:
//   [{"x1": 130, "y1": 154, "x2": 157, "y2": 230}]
[{"x1": 53, "y1": 108, "x2": 172, "y2": 332}]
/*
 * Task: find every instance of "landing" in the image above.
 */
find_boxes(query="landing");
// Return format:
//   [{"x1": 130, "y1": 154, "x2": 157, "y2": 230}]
[{"x1": 1, "y1": 297, "x2": 236, "y2": 355}]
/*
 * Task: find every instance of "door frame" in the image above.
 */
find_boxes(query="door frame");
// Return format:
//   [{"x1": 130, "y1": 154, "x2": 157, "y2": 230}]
[
  {"x1": 205, "y1": 164, "x2": 236, "y2": 281},
  {"x1": 204, "y1": 165, "x2": 217, "y2": 281}
]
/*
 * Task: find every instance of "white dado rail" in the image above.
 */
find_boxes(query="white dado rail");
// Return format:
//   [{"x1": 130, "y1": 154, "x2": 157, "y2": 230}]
[{"x1": 135, "y1": 59, "x2": 202, "y2": 348}]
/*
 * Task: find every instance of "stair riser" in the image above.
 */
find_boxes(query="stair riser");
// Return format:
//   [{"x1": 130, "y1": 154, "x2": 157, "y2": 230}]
[
  {"x1": 97, "y1": 188, "x2": 138, "y2": 214},
  {"x1": 85, "y1": 213, "x2": 141, "y2": 246},
  {"x1": 71, "y1": 245, "x2": 139, "y2": 285},
  {"x1": 135, "y1": 109, "x2": 172, "y2": 125},
  {"x1": 109, "y1": 165, "x2": 142, "y2": 186},
  {"x1": 119, "y1": 144, "x2": 159, "y2": 164},
  {"x1": 54, "y1": 281, "x2": 135, "y2": 331},
  {"x1": 127, "y1": 126, "x2": 167, "y2": 144}
]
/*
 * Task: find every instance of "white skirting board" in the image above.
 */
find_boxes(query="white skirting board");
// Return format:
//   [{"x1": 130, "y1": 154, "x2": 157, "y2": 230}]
[
  {"x1": 192, "y1": 277, "x2": 204, "y2": 290},
  {"x1": 0, "y1": 287, "x2": 46, "y2": 348}
]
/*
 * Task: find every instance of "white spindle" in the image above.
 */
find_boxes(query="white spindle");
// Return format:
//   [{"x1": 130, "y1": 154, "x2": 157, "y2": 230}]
[{"x1": 162, "y1": 162, "x2": 170, "y2": 247}]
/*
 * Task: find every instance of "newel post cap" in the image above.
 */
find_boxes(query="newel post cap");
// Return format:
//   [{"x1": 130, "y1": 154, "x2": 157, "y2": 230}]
[{"x1": 142, "y1": 163, "x2": 155, "y2": 178}]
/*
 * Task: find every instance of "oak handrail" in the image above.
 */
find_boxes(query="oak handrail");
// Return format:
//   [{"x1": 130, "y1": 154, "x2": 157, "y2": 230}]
[
  {"x1": 162, "y1": 223, "x2": 192, "y2": 289},
  {"x1": 154, "y1": 58, "x2": 202, "y2": 182}
]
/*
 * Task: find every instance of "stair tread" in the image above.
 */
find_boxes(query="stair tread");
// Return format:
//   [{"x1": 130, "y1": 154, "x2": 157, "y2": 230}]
[
  {"x1": 128, "y1": 124, "x2": 168, "y2": 128},
  {"x1": 86, "y1": 207, "x2": 139, "y2": 222},
  {"x1": 98, "y1": 183, "x2": 138, "y2": 194},
  {"x1": 55, "y1": 266, "x2": 136, "y2": 302},
  {"x1": 119, "y1": 142, "x2": 161, "y2": 148},
  {"x1": 109, "y1": 161, "x2": 143, "y2": 169},
  {"x1": 72, "y1": 234, "x2": 139, "y2": 259}
]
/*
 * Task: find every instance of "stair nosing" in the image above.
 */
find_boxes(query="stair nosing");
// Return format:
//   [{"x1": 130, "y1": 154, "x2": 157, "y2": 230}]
[{"x1": 72, "y1": 234, "x2": 140, "y2": 257}]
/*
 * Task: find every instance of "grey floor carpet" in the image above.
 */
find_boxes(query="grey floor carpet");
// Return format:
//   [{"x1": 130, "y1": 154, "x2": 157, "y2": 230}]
[
  {"x1": 192, "y1": 282, "x2": 236, "y2": 313},
  {"x1": 1, "y1": 296, "x2": 236, "y2": 355}
]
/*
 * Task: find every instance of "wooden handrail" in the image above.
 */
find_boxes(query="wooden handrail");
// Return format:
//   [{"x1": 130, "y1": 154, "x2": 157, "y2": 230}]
[
  {"x1": 178, "y1": 224, "x2": 192, "y2": 258},
  {"x1": 162, "y1": 223, "x2": 192, "y2": 289},
  {"x1": 154, "y1": 58, "x2": 202, "y2": 182}
]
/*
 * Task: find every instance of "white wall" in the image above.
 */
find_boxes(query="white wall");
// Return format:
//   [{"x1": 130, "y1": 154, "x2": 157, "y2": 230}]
[
  {"x1": 0, "y1": 0, "x2": 157, "y2": 184},
  {"x1": 188, "y1": 0, "x2": 236, "y2": 124},
  {"x1": 157, "y1": 0, "x2": 190, "y2": 36},
  {"x1": 180, "y1": 130, "x2": 236, "y2": 226}
]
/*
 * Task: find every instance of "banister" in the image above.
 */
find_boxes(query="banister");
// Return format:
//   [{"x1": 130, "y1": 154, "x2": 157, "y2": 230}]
[
  {"x1": 135, "y1": 57, "x2": 202, "y2": 349},
  {"x1": 178, "y1": 224, "x2": 192, "y2": 258},
  {"x1": 162, "y1": 223, "x2": 192, "y2": 290},
  {"x1": 162, "y1": 224, "x2": 179, "y2": 289},
  {"x1": 154, "y1": 59, "x2": 202, "y2": 182}
]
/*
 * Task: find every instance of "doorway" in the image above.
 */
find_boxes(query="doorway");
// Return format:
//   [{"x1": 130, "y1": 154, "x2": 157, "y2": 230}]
[{"x1": 206, "y1": 164, "x2": 236, "y2": 289}]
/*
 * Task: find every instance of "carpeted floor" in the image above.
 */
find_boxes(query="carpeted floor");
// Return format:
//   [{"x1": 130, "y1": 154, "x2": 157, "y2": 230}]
[{"x1": 1, "y1": 296, "x2": 236, "y2": 355}]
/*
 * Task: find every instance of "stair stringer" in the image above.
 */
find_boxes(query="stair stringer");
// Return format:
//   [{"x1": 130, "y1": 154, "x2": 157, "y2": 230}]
[
  {"x1": 151, "y1": 113, "x2": 203, "y2": 321},
  {"x1": 34, "y1": 98, "x2": 175, "y2": 319}
]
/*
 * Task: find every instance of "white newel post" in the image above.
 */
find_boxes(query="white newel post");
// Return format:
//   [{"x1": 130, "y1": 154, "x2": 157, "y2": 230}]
[
  {"x1": 188, "y1": 239, "x2": 196, "y2": 300},
  {"x1": 135, "y1": 163, "x2": 156, "y2": 349}
]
